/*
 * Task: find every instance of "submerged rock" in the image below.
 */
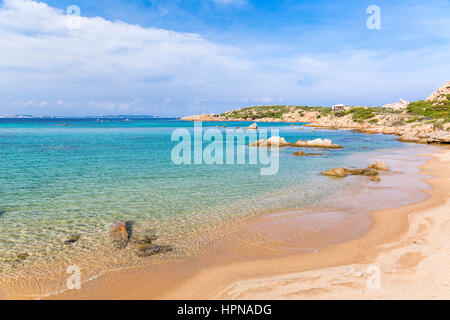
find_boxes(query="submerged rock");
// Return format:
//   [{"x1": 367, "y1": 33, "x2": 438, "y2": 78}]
[
  {"x1": 64, "y1": 234, "x2": 81, "y2": 245},
  {"x1": 131, "y1": 228, "x2": 158, "y2": 244},
  {"x1": 292, "y1": 150, "x2": 323, "y2": 156},
  {"x1": 110, "y1": 221, "x2": 133, "y2": 249},
  {"x1": 247, "y1": 123, "x2": 258, "y2": 130},
  {"x1": 368, "y1": 161, "x2": 390, "y2": 171},
  {"x1": 136, "y1": 244, "x2": 172, "y2": 257},
  {"x1": 370, "y1": 176, "x2": 381, "y2": 182},
  {"x1": 13, "y1": 253, "x2": 29, "y2": 263}
]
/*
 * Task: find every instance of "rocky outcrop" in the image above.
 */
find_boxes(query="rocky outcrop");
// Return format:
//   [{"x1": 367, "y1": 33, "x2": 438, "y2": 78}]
[
  {"x1": 382, "y1": 99, "x2": 409, "y2": 110},
  {"x1": 292, "y1": 138, "x2": 343, "y2": 149},
  {"x1": 180, "y1": 113, "x2": 224, "y2": 121},
  {"x1": 361, "y1": 168, "x2": 379, "y2": 176},
  {"x1": 427, "y1": 81, "x2": 450, "y2": 102},
  {"x1": 248, "y1": 136, "x2": 290, "y2": 147},
  {"x1": 322, "y1": 164, "x2": 386, "y2": 180},
  {"x1": 368, "y1": 161, "x2": 389, "y2": 171},
  {"x1": 247, "y1": 123, "x2": 258, "y2": 130},
  {"x1": 322, "y1": 167, "x2": 347, "y2": 177},
  {"x1": 180, "y1": 81, "x2": 450, "y2": 145}
]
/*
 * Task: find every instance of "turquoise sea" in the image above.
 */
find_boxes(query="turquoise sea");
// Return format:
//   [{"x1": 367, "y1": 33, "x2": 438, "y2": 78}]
[{"x1": 0, "y1": 118, "x2": 428, "y2": 294}]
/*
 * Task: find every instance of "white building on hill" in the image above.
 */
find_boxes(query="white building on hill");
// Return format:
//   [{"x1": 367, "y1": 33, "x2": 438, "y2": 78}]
[{"x1": 331, "y1": 104, "x2": 348, "y2": 111}]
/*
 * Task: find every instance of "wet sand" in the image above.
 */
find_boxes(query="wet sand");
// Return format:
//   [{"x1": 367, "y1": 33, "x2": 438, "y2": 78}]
[{"x1": 39, "y1": 146, "x2": 449, "y2": 300}]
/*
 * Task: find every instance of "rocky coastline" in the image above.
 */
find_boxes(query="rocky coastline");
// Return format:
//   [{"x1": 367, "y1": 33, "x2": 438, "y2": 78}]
[{"x1": 181, "y1": 81, "x2": 450, "y2": 145}]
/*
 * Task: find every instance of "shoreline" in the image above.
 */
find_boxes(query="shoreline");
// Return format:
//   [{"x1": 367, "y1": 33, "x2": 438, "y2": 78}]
[
  {"x1": 176, "y1": 147, "x2": 450, "y2": 299},
  {"x1": 40, "y1": 145, "x2": 449, "y2": 300},
  {"x1": 210, "y1": 146, "x2": 450, "y2": 299}
]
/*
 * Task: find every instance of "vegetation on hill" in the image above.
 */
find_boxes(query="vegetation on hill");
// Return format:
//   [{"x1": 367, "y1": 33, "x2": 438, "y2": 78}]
[
  {"x1": 407, "y1": 95, "x2": 450, "y2": 123},
  {"x1": 346, "y1": 107, "x2": 376, "y2": 122},
  {"x1": 216, "y1": 98, "x2": 449, "y2": 126},
  {"x1": 220, "y1": 105, "x2": 330, "y2": 120}
]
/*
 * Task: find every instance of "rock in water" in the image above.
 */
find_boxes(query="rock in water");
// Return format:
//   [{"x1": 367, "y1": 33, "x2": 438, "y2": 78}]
[
  {"x1": 292, "y1": 150, "x2": 323, "y2": 156},
  {"x1": 14, "y1": 253, "x2": 29, "y2": 263},
  {"x1": 136, "y1": 244, "x2": 172, "y2": 257},
  {"x1": 247, "y1": 123, "x2": 258, "y2": 130},
  {"x1": 321, "y1": 167, "x2": 347, "y2": 177},
  {"x1": 362, "y1": 168, "x2": 379, "y2": 176},
  {"x1": 293, "y1": 138, "x2": 343, "y2": 149},
  {"x1": 64, "y1": 234, "x2": 81, "y2": 245},
  {"x1": 344, "y1": 168, "x2": 365, "y2": 175},
  {"x1": 131, "y1": 229, "x2": 158, "y2": 244},
  {"x1": 248, "y1": 136, "x2": 290, "y2": 147},
  {"x1": 368, "y1": 161, "x2": 389, "y2": 171},
  {"x1": 110, "y1": 221, "x2": 133, "y2": 249},
  {"x1": 370, "y1": 176, "x2": 381, "y2": 182}
]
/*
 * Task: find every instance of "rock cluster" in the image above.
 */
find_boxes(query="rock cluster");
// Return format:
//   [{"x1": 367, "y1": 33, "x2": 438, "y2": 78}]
[
  {"x1": 180, "y1": 113, "x2": 223, "y2": 121},
  {"x1": 321, "y1": 161, "x2": 389, "y2": 182},
  {"x1": 426, "y1": 81, "x2": 450, "y2": 102},
  {"x1": 382, "y1": 99, "x2": 409, "y2": 110},
  {"x1": 109, "y1": 221, "x2": 172, "y2": 257},
  {"x1": 292, "y1": 138, "x2": 343, "y2": 149},
  {"x1": 248, "y1": 136, "x2": 290, "y2": 147},
  {"x1": 368, "y1": 161, "x2": 389, "y2": 171}
]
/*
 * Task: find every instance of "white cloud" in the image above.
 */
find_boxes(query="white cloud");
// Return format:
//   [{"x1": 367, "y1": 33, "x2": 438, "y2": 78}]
[
  {"x1": 0, "y1": 0, "x2": 449, "y2": 116},
  {"x1": 0, "y1": 0, "x2": 252, "y2": 100}
]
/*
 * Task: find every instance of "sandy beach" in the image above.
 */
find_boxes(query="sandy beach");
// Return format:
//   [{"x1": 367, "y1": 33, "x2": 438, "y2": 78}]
[
  {"x1": 2, "y1": 0, "x2": 449, "y2": 304},
  {"x1": 211, "y1": 147, "x2": 450, "y2": 299},
  {"x1": 43, "y1": 146, "x2": 450, "y2": 300}
]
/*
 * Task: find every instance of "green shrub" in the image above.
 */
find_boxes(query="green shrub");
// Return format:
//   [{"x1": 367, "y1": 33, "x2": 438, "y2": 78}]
[
  {"x1": 407, "y1": 99, "x2": 450, "y2": 120},
  {"x1": 348, "y1": 107, "x2": 376, "y2": 122}
]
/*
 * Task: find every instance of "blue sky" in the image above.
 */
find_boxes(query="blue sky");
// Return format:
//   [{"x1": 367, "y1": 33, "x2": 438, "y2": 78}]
[{"x1": 0, "y1": 0, "x2": 449, "y2": 116}]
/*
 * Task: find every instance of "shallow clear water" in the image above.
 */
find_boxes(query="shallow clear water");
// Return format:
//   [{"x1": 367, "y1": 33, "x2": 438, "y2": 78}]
[{"x1": 0, "y1": 118, "x2": 422, "y2": 280}]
